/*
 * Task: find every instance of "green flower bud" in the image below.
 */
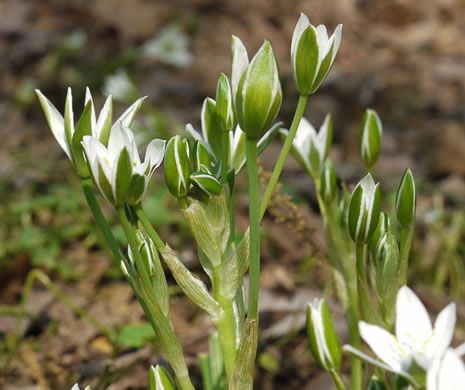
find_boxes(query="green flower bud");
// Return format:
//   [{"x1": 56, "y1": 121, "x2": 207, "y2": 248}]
[
  {"x1": 395, "y1": 168, "x2": 416, "y2": 228},
  {"x1": 306, "y1": 298, "x2": 342, "y2": 372},
  {"x1": 164, "y1": 135, "x2": 191, "y2": 198},
  {"x1": 369, "y1": 212, "x2": 390, "y2": 257},
  {"x1": 320, "y1": 159, "x2": 337, "y2": 203},
  {"x1": 348, "y1": 174, "x2": 381, "y2": 244},
  {"x1": 201, "y1": 97, "x2": 223, "y2": 158},
  {"x1": 192, "y1": 140, "x2": 212, "y2": 171},
  {"x1": 366, "y1": 375, "x2": 389, "y2": 390},
  {"x1": 216, "y1": 73, "x2": 236, "y2": 132},
  {"x1": 149, "y1": 365, "x2": 176, "y2": 390},
  {"x1": 235, "y1": 40, "x2": 282, "y2": 139},
  {"x1": 360, "y1": 109, "x2": 382, "y2": 169},
  {"x1": 191, "y1": 170, "x2": 223, "y2": 197},
  {"x1": 291, "y1": 14, "x2": 342, "y2": 95}
]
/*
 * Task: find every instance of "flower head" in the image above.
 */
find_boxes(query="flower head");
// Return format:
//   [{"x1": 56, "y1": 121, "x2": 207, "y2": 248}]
[
  {"x1": 291, "y1": 14, "x2": 342, "y2": 95},
  {"x1": 344, "y1": 286, "x2": 456, "y2": 385},
  {"x1": 82, "y1": 123, "x2": 164, "y2": 205}
]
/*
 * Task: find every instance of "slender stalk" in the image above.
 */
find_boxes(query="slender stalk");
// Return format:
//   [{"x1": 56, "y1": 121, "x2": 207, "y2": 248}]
[
  {"x1": 259, "y1": 94, "x2": 308, "y2": 220},
  {"x1": 133, "y1": 204, "x2": 165, "y2": 249},
  {"x1": 399, "y1": 222, "x2": 415, "y2": 286},
  {"x1": 246, "y1": 137, "x2": 261, "y2": 320},
  {"x1": 178, "y1": 196, "x2": 189, "y2": 210},
  {"x1": 199, "y1": 353, "x2": 213, "y2": 390},
  {"x1": 221, "y1": 131, "x2": 229, "y2": 186},
  {"x1": 117, "y1": 206, "x2": 194, "y2": 390},
  {"x1": 330, "y1": 369, "x2": 346, "y2": 390},
  {"x1": 81, "y1": 177, "x2": 120, "y2": 264}
]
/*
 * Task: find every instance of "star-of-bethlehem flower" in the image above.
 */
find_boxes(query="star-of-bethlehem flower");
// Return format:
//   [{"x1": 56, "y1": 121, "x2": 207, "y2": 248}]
[{"x1": 344, "y1": 286, "x2": 456, "y2": 386}]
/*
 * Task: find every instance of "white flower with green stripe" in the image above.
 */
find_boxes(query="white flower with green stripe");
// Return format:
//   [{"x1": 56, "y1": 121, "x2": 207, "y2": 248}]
[
  {"x1": 81, "y1": 123, "x2": 165, "y2": 206},
  {"x1": 360, "y1": 109, "x2": 383, "y2": 169},
  {"x1": 291, "y1": 13, "x2": 342, "y2": 95},
  {"x1": 36, "y1": 87, "x2": 145, "y2": 178}
]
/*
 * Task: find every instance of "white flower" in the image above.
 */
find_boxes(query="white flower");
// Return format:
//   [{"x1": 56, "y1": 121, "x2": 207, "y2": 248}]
[
  {"x1": 36, "y1": 87, "x2": 146, "y2": 177},
  {"x1": 344, "y1": 286, "x2": 456, "y2": 385},
  {"x1": 286, "y1": 114, "x2": 332, "y2": 178},
  {"x1": 82, "y1": 123, "x2": 165, "y2": 205},
  {"x1": 103, "y1": 70, "x2": 139, "y2": 103},
  {"x1": 71, "y1": 384, "x2": 90, "y2": 390},
  {"x1": 427, "y1": 349, "x2": 465, "y2": 390},
  {"x1": 291, "y1": 14, "x2": 342, "y2": 95}
]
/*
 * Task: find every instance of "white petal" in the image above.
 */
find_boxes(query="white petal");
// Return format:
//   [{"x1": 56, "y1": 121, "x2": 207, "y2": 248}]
[
  {"x1": 359, "y1": 321, "x2": 405, "y2": 372},
  {"x1": 455, "y1": 342, "x2": 465, "y2": 357},
  {"x1": 315, "y1": 24, "x2": 329, "y2": 46},
  {"x1": 71, "y1": 385, "x2": 80, "y2": 390},
  {"x1": 108, "y1": 122, "x2": 131, "y2": 163},
  {"x1": 94, "y1": 95, "x2": 113, "y2": 138},
  {"x1": 186, "y1": 123, "x2": 203, "y2": 142},
  {"x1": 114, "y1": 96, "x2": 146, "y2": 128},
  {"x1": 84, "y1": 87, "x2": 97, "y2": 131},
  {"x1": 35, "y1": 89, "x2": 71, "y2": 159},
  {"x1": 438, "y1": 349, "x2": 465, "y2": 390},
  {"x1": 291, "y1": 13, "x2": 310, "y2": 72},
  {"x1": 427, "y1": 303, "x2": 456, "y2": 361},
  {"x1": 330, "y1": 24, "x2": 343, "y2": 64},
  {"x1": 144, "y1": 138, "x2": 165, "y2": 176},
  {"x1": 231, "y1": 35, "x2": 249, "y2": 97},
  {"x1": 64, "y1": 87, "x2": 75, "y2": 140},
  {"x1": 316, "y1": 114, "x2": 331, "y2": 161},
  {"x1": 396, "y1": 286, "x2": 432, "y2": 350}
]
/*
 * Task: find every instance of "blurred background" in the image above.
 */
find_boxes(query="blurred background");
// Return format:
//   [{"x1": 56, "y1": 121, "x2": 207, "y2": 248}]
[{"x1": 1, "y1": 0, "x2": 464, "y2": 389}]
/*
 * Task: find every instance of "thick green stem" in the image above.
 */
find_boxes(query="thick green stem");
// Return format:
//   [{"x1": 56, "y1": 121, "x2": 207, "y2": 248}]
[
  {"x1": 259, "y1": 94, "x2": 308, "y2": 220},
  {"x1": 399, "y1": 222, "x2": 415, "y2": 286},
  {"x1": 117, "y1": 206, "x2": 194, "y2": 390},
  {"x1": 81, "y1": 177, "x2": 120, "y2": 264},
  {"x1": 133, "y1": 204, "x2": 165, "y2": 249},
  {"x1": 246, "y1": 138, "x2": 261, "y2": 320}
]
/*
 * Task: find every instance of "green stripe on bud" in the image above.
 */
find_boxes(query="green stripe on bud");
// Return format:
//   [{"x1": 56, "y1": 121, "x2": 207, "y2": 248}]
[
  {"x1": 306, "y1": 298, "x2": 342, "y2": 372},
  {"x1": 366, "y1": 375, "x2": 389, "y2": 390},
  {"x1": 164, "y1": 135, "x2": 191, "y2": 198},
  {"x1": 348, "y1": 174, "x2": 381, "y2": 244},
  {"x1": 216, "y1": 73, "x2": 236, "y2": 132},
  {"x1": 202, "y1": 97, "x2": 223, "y2": 159},
  {"x1": 192, "y1": 140, "x2": 212, "y2": 171},
  {"x1": 369, "y1": 212, "x2": 389, "y2": 258},
  {"x1": 320, "y1": 159, "x2": 337, "y2": 203},
  {"x1": 395, "y1": 168, "x2": 416, "y2": 228},
  {"x1": 360, "y1": 109, "x2": 382, "y2": 169},
  {"x1": 235, "y1": 40, "x2": 282, "y2": 139},
  {"x1": 149, "y1": 365, "x2": 176, "y2": 390},
  {"x1": 191, "y1": 171, "x2": 222, "y2": 197}
]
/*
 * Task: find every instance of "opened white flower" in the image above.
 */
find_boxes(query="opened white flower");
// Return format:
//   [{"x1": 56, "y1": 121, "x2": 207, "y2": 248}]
[
  {"x1": 82, "y1": 123, "x2": 165, "y2": 206},
  {"x1": 285, "y1": 115, "x2": 332, "y2": 178},
  {"x1": 291, "y1": 14, "x2": 342, "y2": 95},
  {"x1": 36, "y1": 87, "x2": 145, "y2": 177},
  {"x1": 427, "y1": 348, "x2": 465, "y2": 390},
  {"x1": 344, "y1": 286, "x2": 456, "y2": 385}
]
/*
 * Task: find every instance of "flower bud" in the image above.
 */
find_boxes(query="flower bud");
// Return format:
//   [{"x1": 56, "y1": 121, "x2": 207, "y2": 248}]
[
  {"x1": 320, "y1": 159, "x2": 337, "y2": 202},
  {"x1": 395, "y1": 168, "x2": 416, "y2": 228},
  {"x1": 216, "y1": 73, "x2": 236, "y2": 132},
  {"x1": 149, "y1": 365, "x2": 176, "y2": 390},
  {"x1": 360, "y1": 109, "x2": 382, "y2": 169},
  {"x1": 235, "y1": 40, "x2": 282, "y2": 139},
  {"x1": 191, "y1": 170, "x2": 223, "y2": 197},
  {"x1": 366, "y1": 375, "x2": 389, "y2": 390},
  {"x1": 306, "y1": 298, "x2": 342, "y2": 372},
  {"x1": 164, "y1": 135, "x2": 192, "y2": 198},
  {"x1": 192, "y1": 140, "x2": 212, "y2": 171},
  {"x1": 348, "y1": 174, "x2": 381, "y2": 244},
  {"x1": 201, "y1": 97, "x2": 223, "y2": 158},
  {"x1": 291, "y1": 13, "x2": 342, "y2": 95},
  {"x1": 369, "y1": 212, "x2": 389, "y2": 257}
]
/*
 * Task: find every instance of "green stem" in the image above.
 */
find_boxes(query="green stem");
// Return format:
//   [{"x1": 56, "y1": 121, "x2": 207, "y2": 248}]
[
  {"x1": 199, "y1": 353, "x2": 213, "y2": 390},
  {"x1": 133, "y1": 204, "x2": 165, "y2": 249},
  {"x1": 228, "y1": 192, "x2": 236, "y2": 248},
  {"x1": 178, "y1": 196, "x2": 189, "y2": 210},
  {"x1": 211, "y1": 269, "x2": 238, "y2": 381},
  {"x1": 117, "y1": 206, "x2": 194, "y2": 390},
  {"x1": 399, "y1": 223, "x2": 415, "y2": 286},
  {"x1": 81, "y1": 177, "x2": 120, "y2": 264},
  {"x1": 330, "y1": 369, "x2": 346, "y2": 390},
  {"x1": 246, "y1": 137, "x2": 261, "y2": 320},
  {"x1": 221, "y1": 131, "x2": 230, "y2": 185},
  {"x1": 259, "y1": 94, "x2": 308, "y2": 220}
]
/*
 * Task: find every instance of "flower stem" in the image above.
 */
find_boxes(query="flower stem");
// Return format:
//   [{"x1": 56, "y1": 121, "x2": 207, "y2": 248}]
[
  {"x1": 221, "y1": 131, "x2": 230, "y2": 185},
  {"x1": 246, "y1": 137, "x2": 261, "y2": 320},
  {"x1": 399, "y1": 222, "x2": 415, "y2": 286},
  {"x1": 330, "y1": 369, "x2": 346, "y2": 390},
  {"x1": 81, "y1": 177, "x2": 120, "y2": 264},
  {"x1": 132, "y1": 204, "x2": 165, "y2": 249},
  {"x1": 259, "y1": 94, "x2": 308, "y2": 220}
]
